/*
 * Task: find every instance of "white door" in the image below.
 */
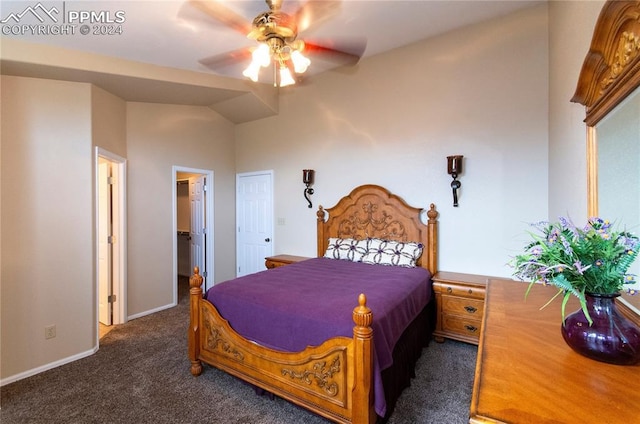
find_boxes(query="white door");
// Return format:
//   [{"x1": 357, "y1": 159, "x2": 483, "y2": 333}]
[
  {"x1": 98, "y1": 160, "x2": 112, "y2": 325},
  {"x1": 236, "y1": 172, "x2": 273, "y2": 277},
  {"x1": 190, "y1": 175, "x2": 207, "y2": 286}
]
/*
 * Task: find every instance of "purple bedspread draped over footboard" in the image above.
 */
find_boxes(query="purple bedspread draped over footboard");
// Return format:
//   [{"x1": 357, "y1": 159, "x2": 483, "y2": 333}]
[{"x1": 205, "y1": 257, "x2": 432, "y2": 417}]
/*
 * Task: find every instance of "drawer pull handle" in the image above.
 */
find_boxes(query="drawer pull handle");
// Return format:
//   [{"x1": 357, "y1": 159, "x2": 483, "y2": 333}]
[
  {"x1": 447, "y1": 287, "x2": 453, "y2": 294},
  {"x1": 464, "y1": 306, "x2": 478, "y2": 313},
  {"x1": 465, "y1": 325, "x2": 478, "y2": 333}
]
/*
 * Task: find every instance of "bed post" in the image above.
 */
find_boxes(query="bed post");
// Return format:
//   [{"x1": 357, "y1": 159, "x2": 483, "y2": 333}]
[
  {"x1": 352, "y1": 293, "x2": 375, "y2": 424},
  {"x1": 426, "y1": 203, "x2": 438, "y2": 275},
  {"x1": 316, "y1": 205, "x2": 327, "y2": 257},
  {"x1": 189, "y1": 267, "x2": 203, "y2": 376}
]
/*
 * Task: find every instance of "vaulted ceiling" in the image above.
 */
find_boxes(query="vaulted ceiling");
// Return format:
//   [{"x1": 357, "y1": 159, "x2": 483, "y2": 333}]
[{"x1": 0, "y1": 1, "x2": 542, "y2": 122}]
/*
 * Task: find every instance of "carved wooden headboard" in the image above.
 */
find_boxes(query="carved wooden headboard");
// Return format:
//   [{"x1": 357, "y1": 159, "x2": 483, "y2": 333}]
[{"x1": 316, "y1": 184, "x2": 438, "y2": 274}]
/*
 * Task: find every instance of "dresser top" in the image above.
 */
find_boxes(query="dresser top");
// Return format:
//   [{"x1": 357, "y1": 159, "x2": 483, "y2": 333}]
[{"x1": 470, "y1": 279, "x2": 640, "y2": 424}]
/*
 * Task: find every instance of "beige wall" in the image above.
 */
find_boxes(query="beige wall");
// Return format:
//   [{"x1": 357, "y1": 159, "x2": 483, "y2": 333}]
[
  {"x1": 1, "y1": 82, "x2": 237, "y2": 382},
  {"x1": 548, "y1": 0, "x2": 605, "y2": 222},
  {"x1": 236, "y1": 4, "x2": 550, "y2": 276},
  {"x1": 126, "y1": 102, "x2": 236, "y2": 316},
  {"x1": 1, "y1": 76, "x2": 94, "y2": 378},
  {"x1": 92, "y1": 85, "x2": 127, "y2": 158}
]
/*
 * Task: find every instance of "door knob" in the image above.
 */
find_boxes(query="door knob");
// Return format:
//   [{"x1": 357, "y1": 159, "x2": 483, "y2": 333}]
[{"x1": 265, "y1": 238, "x2": 271, "y2": 242}]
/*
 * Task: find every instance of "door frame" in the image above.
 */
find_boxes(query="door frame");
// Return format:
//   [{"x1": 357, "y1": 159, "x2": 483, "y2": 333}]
[
  {"x1": 95, "y1": 147, "x2": 127, "y2": 341},
  {"x1": 172, "y1": 166, "x2": 215, "y2": 296}
]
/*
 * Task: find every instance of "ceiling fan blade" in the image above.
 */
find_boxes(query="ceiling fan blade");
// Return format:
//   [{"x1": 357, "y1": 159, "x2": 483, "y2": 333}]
[
  {"x1": 184, "y1": 0, "x2": 252, "y2": 35},
  {"x1": 304, "y1": 39, "x2": 367, "y2": 66},
  {"x1": 198, "y1": 48, "x2": 251, "y2": 70},
  {"x1": 294, "y1": 1, "x2": 342, "y2": 32}
]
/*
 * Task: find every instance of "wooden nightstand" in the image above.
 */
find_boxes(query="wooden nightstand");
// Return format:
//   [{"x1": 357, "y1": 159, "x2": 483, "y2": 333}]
[
  {"x1": 432, "y1": 271, "x2": 490, "y2": 345},
  {"x1": 264, "y1": 254, "x2": 312, "y2": 269}
]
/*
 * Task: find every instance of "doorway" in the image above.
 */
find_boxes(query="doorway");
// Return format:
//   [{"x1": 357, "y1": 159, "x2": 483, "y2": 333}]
[
  {"x1": 173, "y1": 167, "x2": 214, "y2": 300},
  {"x1": 95, "y1": 148, "x2": 127, "y2": 343}
]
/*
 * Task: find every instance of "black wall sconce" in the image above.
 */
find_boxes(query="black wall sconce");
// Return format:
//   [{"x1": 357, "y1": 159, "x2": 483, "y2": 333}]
[
  {"x1": 447, "y1": 155, "x2": 463, "y2": 207},
  {"x1": 303, "y1": 169, "x2": 315, "y2": 208}
]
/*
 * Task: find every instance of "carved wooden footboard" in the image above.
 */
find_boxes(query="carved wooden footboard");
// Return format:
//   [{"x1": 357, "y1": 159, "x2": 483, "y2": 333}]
[{"x1": 189, "y1": 267, "x2": 376, "y2": 424}]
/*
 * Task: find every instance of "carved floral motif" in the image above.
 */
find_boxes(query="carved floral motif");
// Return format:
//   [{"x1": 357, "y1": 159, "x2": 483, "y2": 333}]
[
  {"x1": 601, "y1": 31, "x2": 640, "y2": 93},
  {"x1": 202, "y1": 309, "x2": 245, "y2": 361},
  {"x1": 338, "y1": 202, "x2": 407, "y2": 240},
  {"x1": 281, "y1": 356, "x2": 341, "y2": 397}
]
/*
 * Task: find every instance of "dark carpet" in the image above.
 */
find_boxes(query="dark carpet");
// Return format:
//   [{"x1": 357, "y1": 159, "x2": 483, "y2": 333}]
[{"x1": 1, "y1": 279, "x2": 477, "y2": 423}]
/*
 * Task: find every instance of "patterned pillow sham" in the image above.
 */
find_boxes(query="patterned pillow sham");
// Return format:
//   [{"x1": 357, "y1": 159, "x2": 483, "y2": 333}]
[
  {"x1": 324, "y1": 238, "x2": 369, "y2": 262},
  {"x1": 361, "y1": 238, "x2": 424, "y2": 268}
]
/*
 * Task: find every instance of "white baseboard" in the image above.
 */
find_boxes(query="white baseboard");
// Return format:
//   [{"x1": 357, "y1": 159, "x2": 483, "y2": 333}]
[
  {"x1": 127, "y1": 302, "x2": 176, "y2": 321},
  {"x1": 0, "y1": 346, "x2": 99, "y2": 387},
  {"x1": 1, "y1": 304, "x2": 177, "y2": 387}
]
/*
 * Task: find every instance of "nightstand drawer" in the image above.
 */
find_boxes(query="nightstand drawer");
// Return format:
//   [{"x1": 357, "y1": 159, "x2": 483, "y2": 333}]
[
  {"x1": 433, "y1": 282, "x2": 485, "y2": 300},
  {"x1": 441, "y1": 315, "x2": 482, "y2": 338},
  {"x1": 440, "y1": 295, "x2": 484, "y2": 317}
]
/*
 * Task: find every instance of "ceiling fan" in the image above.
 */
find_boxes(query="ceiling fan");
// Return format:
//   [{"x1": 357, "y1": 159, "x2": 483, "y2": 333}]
[{"x1": 186, "y1": 0, "x2": 366, "y2": 87}]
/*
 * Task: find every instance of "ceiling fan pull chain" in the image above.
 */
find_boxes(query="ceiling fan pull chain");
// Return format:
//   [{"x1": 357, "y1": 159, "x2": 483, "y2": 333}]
[{"x1": 273, "y1": 61, "x2": 278, "y2": 87}]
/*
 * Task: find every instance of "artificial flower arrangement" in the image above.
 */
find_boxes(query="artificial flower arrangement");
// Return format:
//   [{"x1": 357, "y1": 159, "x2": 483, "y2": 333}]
[{"x1": 510, "y1": 217, "x2": 639, "y2": 324}]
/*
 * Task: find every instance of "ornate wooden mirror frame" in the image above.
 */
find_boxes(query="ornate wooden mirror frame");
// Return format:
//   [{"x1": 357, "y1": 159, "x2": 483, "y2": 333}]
[
  {"x1": 571, "y1": 0, "x2": 640, "y2": 216},
  {"x1": 571, "y1": 0, "x2": 640, "y2": 321}
]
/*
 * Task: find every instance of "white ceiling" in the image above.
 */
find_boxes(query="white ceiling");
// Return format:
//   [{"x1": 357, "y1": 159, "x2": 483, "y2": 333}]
[{"x1": 1, "y1": 0, "x2": 542, "y2": 80}]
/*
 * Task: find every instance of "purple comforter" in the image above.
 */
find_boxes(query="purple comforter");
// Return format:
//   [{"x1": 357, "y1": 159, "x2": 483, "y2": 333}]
[{"x1": 205, "y1": 257, "x2": 432, "y2": 417}]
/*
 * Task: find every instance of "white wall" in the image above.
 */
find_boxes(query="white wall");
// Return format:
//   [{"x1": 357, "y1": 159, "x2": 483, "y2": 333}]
[{"x1": 236, "y1": 4, "x2": 550, "y2": 277}]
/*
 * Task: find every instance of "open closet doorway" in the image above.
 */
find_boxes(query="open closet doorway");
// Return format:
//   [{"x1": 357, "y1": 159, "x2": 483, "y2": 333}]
[
  {"x1": 173, "y1": 167, "x2": 214, "y2": 303},
  {"x1": 96, "y1": 148, "x2": 127, "y2": 343}
]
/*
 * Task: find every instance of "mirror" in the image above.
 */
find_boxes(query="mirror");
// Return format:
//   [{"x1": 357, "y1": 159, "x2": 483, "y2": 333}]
[
  {"x1": 596, "y1": 87, "x2": 640, "y2": 287},
  {"x1": 572, "y1": 0, "x2": 640, "y2": 317}
]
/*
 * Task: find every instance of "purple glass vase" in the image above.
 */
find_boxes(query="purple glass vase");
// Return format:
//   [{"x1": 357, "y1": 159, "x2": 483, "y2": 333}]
[{"x1": 561, "y1": 293, "x2": 640, "y2": 365}]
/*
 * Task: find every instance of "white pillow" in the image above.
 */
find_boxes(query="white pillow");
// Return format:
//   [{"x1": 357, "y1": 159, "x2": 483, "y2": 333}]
[
  {"x1": 361, "y1": 238, "x2": 423, "y2": 268},
  {"x1": 324, "y1": 238, "x2": 368, "y2": 262}
]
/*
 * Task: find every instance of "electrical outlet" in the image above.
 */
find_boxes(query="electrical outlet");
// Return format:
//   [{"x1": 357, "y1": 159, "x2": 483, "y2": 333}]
[{"x1": 45, "y1": 325, "x2": 56, "y2": 339}]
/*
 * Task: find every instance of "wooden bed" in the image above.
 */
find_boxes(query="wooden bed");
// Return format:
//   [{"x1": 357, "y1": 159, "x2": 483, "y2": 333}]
[{"x1": 188, "y1": 184, "x2": 438, "y2": 424}]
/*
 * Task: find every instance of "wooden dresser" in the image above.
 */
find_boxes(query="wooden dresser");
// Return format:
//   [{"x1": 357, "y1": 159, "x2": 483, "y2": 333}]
[
  {"x1": 264, "y1": 254, "x2": 311, "y2": 269},
  {"x1": 470, "y1": 279, "x2": 640, "y2": 424},
  {"x1": 432, "y1": 272, "x2": 490, "y2": 345}
]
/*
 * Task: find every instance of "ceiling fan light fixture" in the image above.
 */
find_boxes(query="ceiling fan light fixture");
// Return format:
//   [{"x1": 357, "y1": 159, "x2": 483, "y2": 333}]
[
  {"x1": 242, "y1": 43, "x2": 272, "y2": 82},
  {"x1": 191, "y1": 0, "x2": 365, "y2": 89},
  {"x1": 279, "y1": 66, "x2": 296, "y2": 87},
  {"x1": 291, "y1": 50, "x2": 310, "y2": 74},
  {"x1": 253, "y1": 43, "x2": 272, "y2": 67},
  {"x1": 242, "y1": 62, "x2": 262, "y2": 82}
]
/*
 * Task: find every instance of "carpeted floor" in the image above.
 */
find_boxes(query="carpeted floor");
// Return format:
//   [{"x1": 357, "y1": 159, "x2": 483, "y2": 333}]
[{"x1": 1, "y1": 278, "x2": 477, "y2": 423}]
